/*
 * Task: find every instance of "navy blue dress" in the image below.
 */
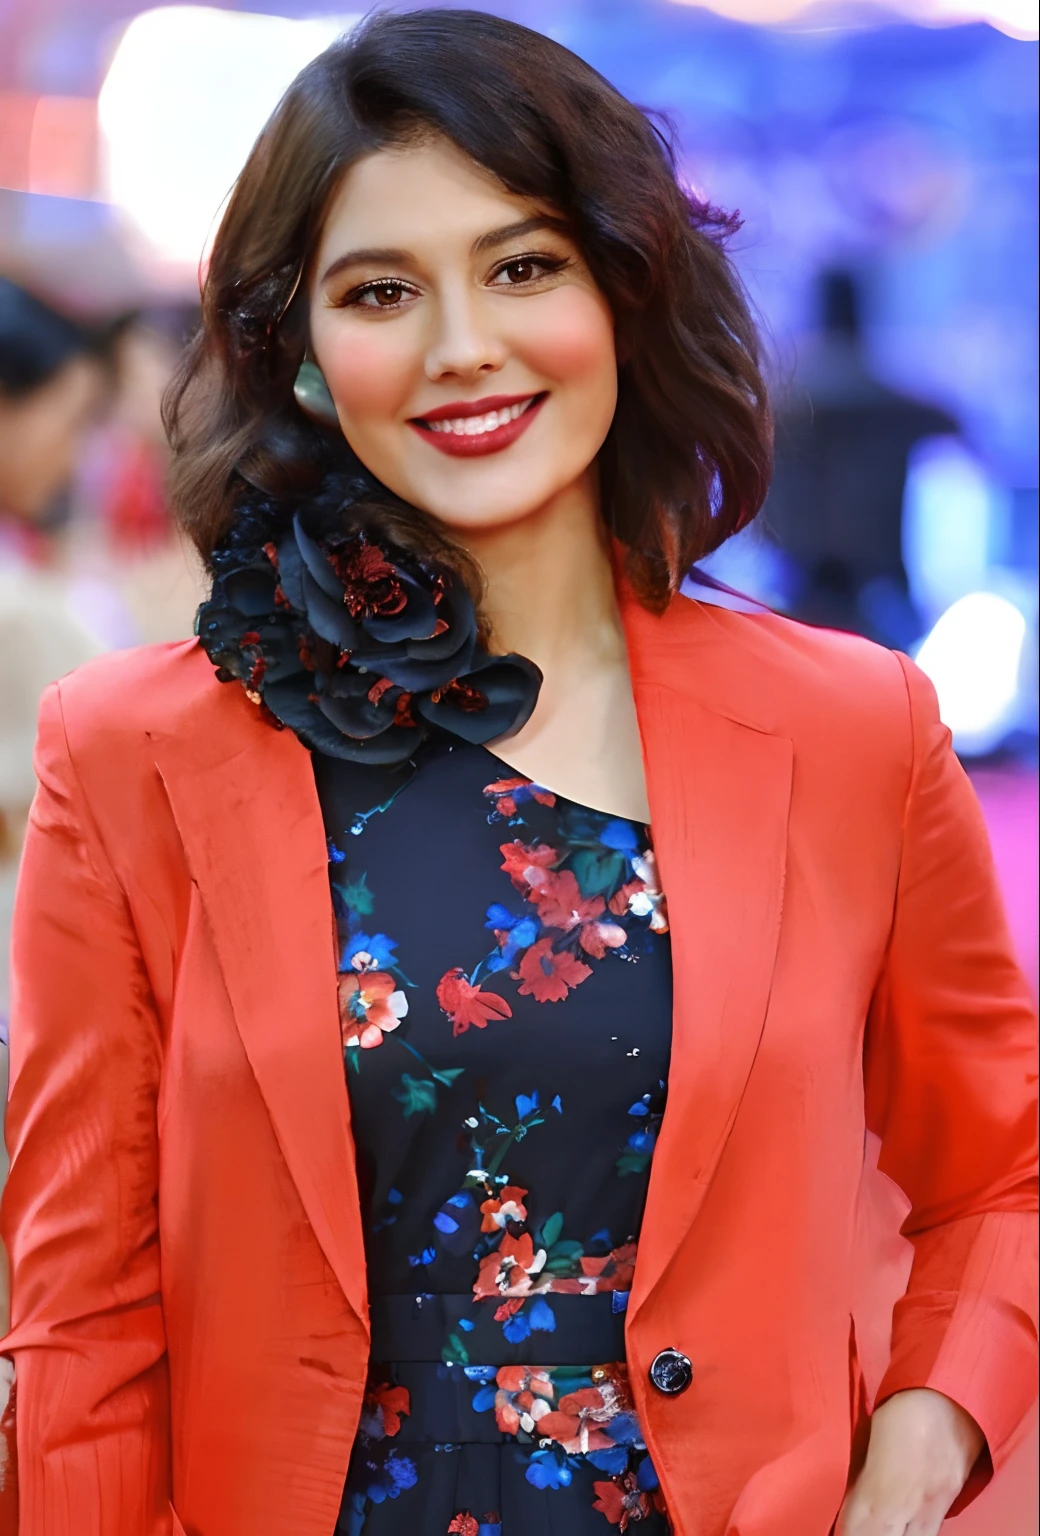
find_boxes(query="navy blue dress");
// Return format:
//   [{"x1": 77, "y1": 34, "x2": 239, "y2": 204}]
[{"x1": 314, "y1": 738, "x2": 673, "y2": 1536}]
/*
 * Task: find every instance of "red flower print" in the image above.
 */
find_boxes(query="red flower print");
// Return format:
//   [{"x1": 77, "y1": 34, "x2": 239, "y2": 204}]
[
  {"x1": 365, "y1": 1381, "x2": 411, "y2": 1438},
  {"x1": 479, "y1": 1184, "x2": 528, "y2": 1232},
  {"x1": 513, "y1": 938, "x2": 592, "y2": 1003},
  {"x1": 493, "y1": 1364, "x2": 554, "y2": 1434},
  {"x1": 473, "y1": 1230, "x2": 547, "y2": 1301},
  {"x1": 338, "y1": 971, "x2": 408, "y2": 1049},
  {"x1": 499, "y1": 839, "x2": 558, "y2": 891},
  {"x1": 447, "y1": 1514, "x2": 479, "y2": 1536},
  {"x1": 550, "y1": 1242, "x2": 638, "y2": 1297},
  {"x1": 536, "y1": 1386, "x2": 616, "y2": 1454},
  {"x1": 592, "y1": 1472, "x2": 653, "y2": 1531},
  {"x1": 483, "y1": 777, "x2": 556, "y2": 819},
  {"x1": 578, "y1": 919, "x2": 628, "y2": 959},
  {"x1": 531, "y1": 868, "x2": 605, "y2": 932},
  {"x1": 608, "y1": 878, "x2": 644, "y2": 916},
  {"x1": 436, "y1": 969, "x2": 513, "y2": 1037}
]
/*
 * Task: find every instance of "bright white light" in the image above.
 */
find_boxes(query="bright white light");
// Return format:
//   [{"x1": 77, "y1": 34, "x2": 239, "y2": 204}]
[
  {"x1": 902, "y1": 437, "x2": 1010, "y2": 624},
  {"x1": 99, "y1": 7, "x2": 359, "y2": 268},
  {"x1": 666, "y1": 0, "x2": 1039, "y2": 40},
  {"x1": 915, "y1": 591, "x2": 1027, "y2": 753}
]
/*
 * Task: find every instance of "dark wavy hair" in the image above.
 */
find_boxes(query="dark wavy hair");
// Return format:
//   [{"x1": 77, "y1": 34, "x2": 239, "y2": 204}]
[{"x1": 164, "y1": 7, "x2": 772, "y2": 612}]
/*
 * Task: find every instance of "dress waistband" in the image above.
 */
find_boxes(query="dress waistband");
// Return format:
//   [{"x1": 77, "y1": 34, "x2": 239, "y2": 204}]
[{"x1": 369, "y1": 1291, "x2": 629, "y2": 1366}]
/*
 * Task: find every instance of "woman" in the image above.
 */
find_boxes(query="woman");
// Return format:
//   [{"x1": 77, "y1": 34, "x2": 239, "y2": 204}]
[{"x1": 1, "y1": 11, "x2": 1035, "y2": 1536}]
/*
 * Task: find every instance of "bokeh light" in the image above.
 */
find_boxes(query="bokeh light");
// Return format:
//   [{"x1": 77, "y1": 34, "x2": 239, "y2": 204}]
[{"x1": 98, "y1": 6, "x2": 359, "y2": 267}]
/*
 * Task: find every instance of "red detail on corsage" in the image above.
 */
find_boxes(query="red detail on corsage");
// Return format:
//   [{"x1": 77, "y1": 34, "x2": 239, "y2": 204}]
[{"x1": 367, "y1": 676, "x2": 395, "y2": 706}]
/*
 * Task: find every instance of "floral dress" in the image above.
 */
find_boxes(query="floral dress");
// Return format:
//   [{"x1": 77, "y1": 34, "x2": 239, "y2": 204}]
[{"x1": 315, "y1": 738, "x2": 673, "y2": 1536}]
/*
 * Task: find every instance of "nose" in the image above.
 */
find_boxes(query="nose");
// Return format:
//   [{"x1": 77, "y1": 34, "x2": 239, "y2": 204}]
[{"x1": 424, "y1": 284, "x2": 507, "y2": 384}]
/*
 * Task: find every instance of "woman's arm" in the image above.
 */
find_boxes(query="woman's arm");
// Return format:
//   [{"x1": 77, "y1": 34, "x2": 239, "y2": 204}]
[
  {"x1": 0, "y1": 683, "x2": 174, "y2": 1534},
  {"x1": 840, "y1": 655, "x2": 1039, "y2": 1534}
]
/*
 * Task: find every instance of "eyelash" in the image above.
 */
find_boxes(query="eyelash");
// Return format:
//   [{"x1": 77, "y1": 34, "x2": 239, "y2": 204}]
[{"x1": 337, "y1": 252, "x2": 571, "y2": 311}]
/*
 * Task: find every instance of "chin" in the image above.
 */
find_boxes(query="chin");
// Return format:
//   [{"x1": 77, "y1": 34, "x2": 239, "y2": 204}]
[
  {"x1": 425, "y1": 500, "x2": 550, "y2": 536},
  {"x1": 397, "y1": 449, "x2": 601, "y2": 537}
]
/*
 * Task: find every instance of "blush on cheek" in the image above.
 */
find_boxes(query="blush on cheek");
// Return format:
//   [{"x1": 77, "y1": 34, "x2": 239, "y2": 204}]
[
  {"x1": 318, "y1": 333, "x2": 415, "y2": 422},
  {"x1": 514, "y1": 292, "x2": 615, "y2": 385}
]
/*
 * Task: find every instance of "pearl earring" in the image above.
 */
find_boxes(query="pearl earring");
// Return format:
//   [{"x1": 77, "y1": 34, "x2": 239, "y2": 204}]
[{"x1": 293, "y1": 359, "x2": 340, "y2": 428}]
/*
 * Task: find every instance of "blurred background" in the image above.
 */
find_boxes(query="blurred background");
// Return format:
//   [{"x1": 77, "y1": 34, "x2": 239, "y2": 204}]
[{"x1": 0, "y1": 0, "x2": 1036, "y2": 1525}]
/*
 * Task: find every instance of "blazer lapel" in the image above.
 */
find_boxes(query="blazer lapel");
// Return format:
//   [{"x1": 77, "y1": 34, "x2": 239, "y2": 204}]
[
  {"x1": 150, "y1": 680, "x2": 368, "y2": 1328},
  {"x1": 621, "y1": 596, "x2": 793, "y2": 1323}
]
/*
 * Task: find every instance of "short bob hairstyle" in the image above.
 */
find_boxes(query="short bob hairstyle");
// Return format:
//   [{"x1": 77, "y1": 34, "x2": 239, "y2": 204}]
[{"x1": 165, "y1": 7, "x2": 772, "y2": 613}]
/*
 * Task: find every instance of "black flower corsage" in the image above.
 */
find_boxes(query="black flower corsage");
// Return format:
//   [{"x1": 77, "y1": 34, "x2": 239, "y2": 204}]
[{"x1": 196, "y1": 513, "x2": 542, "y2": 766}]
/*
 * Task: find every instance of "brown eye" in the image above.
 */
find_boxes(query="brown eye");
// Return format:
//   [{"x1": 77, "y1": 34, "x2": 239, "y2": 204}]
[
  {"x1": 371, "y1": 281, "x2": 404, "y2": 306},
  {"x1": 502, "y1": 259, "x2": 535, "y2": 284}
]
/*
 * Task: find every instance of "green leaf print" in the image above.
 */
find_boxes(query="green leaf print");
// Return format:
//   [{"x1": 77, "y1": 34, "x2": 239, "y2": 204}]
[
  {"x1": 393, "y1": 1073, "x2": 439, "y2": 1117},
  {"x1": 544, "y1": 1239, "x2": 585, "y2": 1274},
  {"x1": 569, "y1": 846, "x2": 625, "y2": 898},
  {"x1": 430, "y1": 1066, "x2": 466, "y2": 1088},
  {"x1": 336, "y1": 872, "x2": 375, "y2": 917},
  {"x1": 538, "y1": 1211, "x2": 564, "y2": 1248},
  {"x1": 442, "y1": 1332, "x2": 470, "y2": 1367}
]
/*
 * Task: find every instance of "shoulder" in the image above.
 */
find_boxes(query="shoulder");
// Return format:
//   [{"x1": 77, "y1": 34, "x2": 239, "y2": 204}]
[
  {"x1": 655, "y1": 594, "x2": 919, "y2": 740},
  {"x1": 625, "y1": 593, "x2": 939, "y2": 798},
  {"x1": 49, "y1": 639, "x2": 212, "y2": 736},
  {"x1": 42, "y1": 639, "x2": 258, "y2": 778}
]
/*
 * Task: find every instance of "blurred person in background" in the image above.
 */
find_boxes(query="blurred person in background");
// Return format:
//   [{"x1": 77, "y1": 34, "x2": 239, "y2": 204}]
[
  {"x1": 0, "y1": 277, "x2": 119, "y2": 563},
  {"x1": 0, "y1": 12, "x2": 1036, "y2": 1536},
  {"x1": 72, "y1": 305, "x2": 207, "y2": 649},
  {"x1": 765, "y1": 268, "x2": 959, "y2": 649}
]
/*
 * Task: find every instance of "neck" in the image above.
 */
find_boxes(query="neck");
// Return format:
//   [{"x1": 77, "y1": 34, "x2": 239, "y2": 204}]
[{"x1": 461, "y1": 471, "x2": 624, "y2": 674}]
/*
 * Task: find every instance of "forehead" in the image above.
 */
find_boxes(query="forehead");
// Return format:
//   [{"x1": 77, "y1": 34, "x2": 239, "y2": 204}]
[{"x1": 317, "y1": 137, "x2": 542, "y2": 256}]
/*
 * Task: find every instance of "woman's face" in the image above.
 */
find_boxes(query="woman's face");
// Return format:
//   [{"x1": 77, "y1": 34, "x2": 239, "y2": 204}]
[{"x1": 308, "y1": 137, "x2": 617, "y2": 536}]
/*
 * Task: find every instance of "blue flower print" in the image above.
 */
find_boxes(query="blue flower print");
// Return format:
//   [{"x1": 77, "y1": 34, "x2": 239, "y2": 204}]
[
  {"x1": 599, "y1": 819, "x2": 640, "y2": 854},
  {"x1": 525, "y1": 1447, "x2": 576, "y2": 1490},
  {"x1": 343, "y1": 931, "x2": 399, "y2": 972}
]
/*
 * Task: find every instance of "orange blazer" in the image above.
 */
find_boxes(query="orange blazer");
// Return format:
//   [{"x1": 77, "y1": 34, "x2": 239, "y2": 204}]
[{"x1": 2, "y1": 587, "x2": 1037, "y2": 1536}]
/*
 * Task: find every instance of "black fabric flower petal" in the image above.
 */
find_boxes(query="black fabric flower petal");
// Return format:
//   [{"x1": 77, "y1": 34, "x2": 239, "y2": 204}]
[
  {"x1": 360, "y1": 568, "x2": 437, "y2": 643},
  {"x1": 221, "y1": 560, "x2": 280, "y2": 618},
  {"x1": 299, "y1": 567, "x2": 363, "y2": 650},
  {"x1": 292, "y1": 515, "x2": 346, "y2": 603},
  {"x1": 412, "y1": 652, "x2": 543, "y2": 744},
  {"x1": 196, "y1": 507, "x2": 541, "y2": 766},
  {"x1": 273, "y1": 535, "x2": 306, "y2": 612},
  {"x1": 316, "y1": 671, "x2": 402, "y2": 740}
]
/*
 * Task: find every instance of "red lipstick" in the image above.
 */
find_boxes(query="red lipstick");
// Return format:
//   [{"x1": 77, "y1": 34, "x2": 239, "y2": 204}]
[{"x1": 407, "y1": 392, "x2": 546, "y2": 458}]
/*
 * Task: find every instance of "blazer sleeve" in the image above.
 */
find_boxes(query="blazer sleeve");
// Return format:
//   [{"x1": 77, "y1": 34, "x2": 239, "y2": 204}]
[
  {"x1": 864, "y1": 654, "x2": 1039, "y2": 1510},
  {"x1": 0, "y1": 682, "x2": 175, "y2": 1533}
]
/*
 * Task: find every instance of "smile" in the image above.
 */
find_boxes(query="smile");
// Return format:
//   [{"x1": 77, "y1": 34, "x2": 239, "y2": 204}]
[{"x1": 408, "y1": 392, "x2": 546, "y2": 458}]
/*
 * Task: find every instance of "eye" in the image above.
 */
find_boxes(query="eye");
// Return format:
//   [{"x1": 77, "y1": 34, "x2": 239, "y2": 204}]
[
  {"x1": 341, "y1": 279, "x2": 416, "y2": 311},
  {"x1": 490, "y1": 254, "x2": 568, "y2": 288}
]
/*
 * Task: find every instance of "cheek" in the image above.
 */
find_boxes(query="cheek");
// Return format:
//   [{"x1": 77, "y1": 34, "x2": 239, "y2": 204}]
[
  {"x1": 314, "y1": 325, "x2": 417, "y2": 425},
  {"x1": 515, "y1": 291, "x2": 615, "y2": 389}
]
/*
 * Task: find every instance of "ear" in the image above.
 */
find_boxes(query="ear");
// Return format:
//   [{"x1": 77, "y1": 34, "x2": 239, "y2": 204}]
[{"x1": 293, "y1": 359, "x2": 341, "y2": 429}]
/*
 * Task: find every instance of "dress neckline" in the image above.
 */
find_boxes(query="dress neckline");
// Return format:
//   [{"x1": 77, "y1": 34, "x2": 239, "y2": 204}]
[{"x1": 474, "y1": 743, "x2": 652, "y2": 831}]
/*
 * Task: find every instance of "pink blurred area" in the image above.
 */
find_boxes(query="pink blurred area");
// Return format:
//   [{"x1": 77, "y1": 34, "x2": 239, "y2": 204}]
[{"x1": 948, "y1": 765, "x2": 1039, "y2": 1535}]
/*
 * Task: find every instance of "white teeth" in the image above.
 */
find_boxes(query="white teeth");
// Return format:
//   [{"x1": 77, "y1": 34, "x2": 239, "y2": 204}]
[{"x1": 426, "y1": 398, "x2": 533, "y2": 435}]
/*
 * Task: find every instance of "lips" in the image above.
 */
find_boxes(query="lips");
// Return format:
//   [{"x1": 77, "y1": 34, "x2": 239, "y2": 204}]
[{"x1": 408, "y1": 392, "x2": 546, "y2": 458}]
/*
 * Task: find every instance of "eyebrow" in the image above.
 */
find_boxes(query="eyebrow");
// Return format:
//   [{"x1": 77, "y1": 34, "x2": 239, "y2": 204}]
[{"x1": 319, "y1": 215, "x2": 571, "y2": 286}]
